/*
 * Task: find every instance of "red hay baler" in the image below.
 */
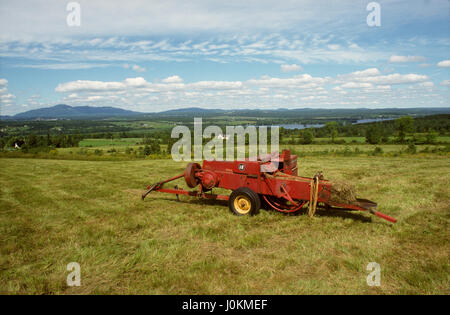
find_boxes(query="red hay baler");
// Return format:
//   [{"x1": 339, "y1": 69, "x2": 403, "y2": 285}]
[{"x1": 142, "y1": 149, "x2": 397, "y2": 223}]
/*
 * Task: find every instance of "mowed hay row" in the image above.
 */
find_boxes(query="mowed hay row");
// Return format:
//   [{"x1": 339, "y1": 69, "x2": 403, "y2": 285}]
[{"x1": 0, "y1": 156, "x2": 449, "y2": 294}]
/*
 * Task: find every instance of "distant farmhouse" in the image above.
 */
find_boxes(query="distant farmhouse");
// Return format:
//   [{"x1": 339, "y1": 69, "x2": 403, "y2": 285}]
[{"x1": 217, "y1": 134, "x2": 229, "y2": 140}]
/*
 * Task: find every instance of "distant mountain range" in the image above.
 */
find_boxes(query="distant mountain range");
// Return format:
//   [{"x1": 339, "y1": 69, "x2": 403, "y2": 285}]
[
  {"x1": 1, "y1": 104, "x2": 142, "y2": 120},
  {"x1": 1, "y1": 104, "x2": 450, "y2": 120},
  {"x1": 154, "y1": 106, "x2": 450, "y2": 119}
]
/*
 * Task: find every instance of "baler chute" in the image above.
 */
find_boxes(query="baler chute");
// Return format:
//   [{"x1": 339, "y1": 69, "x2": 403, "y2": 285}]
[{"x1": 142, "y1": 150, "x2": 396, "y2": 223}]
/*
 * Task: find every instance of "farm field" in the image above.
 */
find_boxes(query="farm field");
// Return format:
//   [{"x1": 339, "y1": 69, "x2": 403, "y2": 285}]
[
  {"x1": 0, "y1": 156, "x2": 449, "y2": 294},
  {"x1": 53, "y1": 142, "x2": 449, "y2": 158},
  {"x1": 77, "y1": 135, "x2": 450, "y2": 148},
  {"x1": 291, "y1": 135, "x2": 450, "y2": 144},
  {"x1": 78, "y1": 138, "x2": 143, "y2": 147}
]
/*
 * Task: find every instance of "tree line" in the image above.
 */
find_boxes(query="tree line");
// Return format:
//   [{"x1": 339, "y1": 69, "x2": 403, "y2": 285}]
[
  {"x1": 0, "y1": 134, "x2": 82, "y2": 151},
  {"x1": 280, "y1": 114, "x2": 449, "y2": 144}
]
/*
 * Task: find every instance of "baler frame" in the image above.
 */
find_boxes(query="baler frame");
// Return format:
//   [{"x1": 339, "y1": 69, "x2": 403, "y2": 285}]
[{"x1": 142, "y1": 150, "x2": 396, "y2": 223}]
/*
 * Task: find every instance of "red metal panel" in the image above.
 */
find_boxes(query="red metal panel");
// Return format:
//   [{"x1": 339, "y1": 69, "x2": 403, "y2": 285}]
[{"x1": 202, "y1": 159, "x2": 332, "y2": 202}]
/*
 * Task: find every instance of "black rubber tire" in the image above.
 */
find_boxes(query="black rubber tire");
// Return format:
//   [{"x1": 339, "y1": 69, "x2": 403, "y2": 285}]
[{"x1": 228, "y1": 187, "x2": 261, "y2": 216}]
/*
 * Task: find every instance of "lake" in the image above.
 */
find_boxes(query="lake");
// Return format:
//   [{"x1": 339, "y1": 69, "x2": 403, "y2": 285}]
[{"x1": 252, "y1": 118, "x2": 395, "y2": 129}]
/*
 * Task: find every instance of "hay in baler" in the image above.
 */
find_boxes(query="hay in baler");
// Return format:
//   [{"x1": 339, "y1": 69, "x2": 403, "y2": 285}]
[{"x1": 329, "y1": 181, "x2": 357, "y2": 204}]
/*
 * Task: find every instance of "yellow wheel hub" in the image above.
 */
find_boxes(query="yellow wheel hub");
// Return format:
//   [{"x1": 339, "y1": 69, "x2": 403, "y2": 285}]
[{"x1": 234, "y1": 195, "x2": 252, "y2": 214}]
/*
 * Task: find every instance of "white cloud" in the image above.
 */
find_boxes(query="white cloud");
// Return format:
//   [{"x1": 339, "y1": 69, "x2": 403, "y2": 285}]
[
  {"x1": 124, "y1": 64, "x2": 146, "y2": 72},
  {"x1": 124, "y1": 77, "x2": 149, "y2": 87},
  {"x1": 0, "y1": 93, "x2": 15, "y2": 100},
  {"x1": 274, "y1": 94, "x2": 290, "y2": 99},
  {"x1": 14, "y1": 63, "x2": 112, "y2": 70},
  {"x1": 417, "y1": 81, "x2": 434, "y2": 88},
  {"x1": 162, "y1": 75, "x2": 183, "y2": 83},
  {"x1": 247, "y1": 74, "x2": 327, "y2": 88},
  {"x1": 53, "y1": 68, "x2": 433, "y2": 104},
  {"x1": 337, "y1": 69, "x2": 428, "y2": 85},
  {"x1": 0, "y1": 78, "x2": 16, "y2": 108},
  {"x1": 327, "y1": 44, "x2": 340, "y2": 51},
  {"x1": 47, "y1": 66, "x2": 449, "y2": 115},
  {"x1": 280, "y1": 64, "x2": 302, "y2": 72},
  {"x1": 0, "y1": 1, "x2": 447, "y2": 73},
  {"x1": 301, "y1": 95, "x2": 327, "y2": 100},
  {"x1": 341, "y1": 82, "x2": 373, "y2": 89},
  {"x1": 353, "y1": 68, "x2": 382, "y2": 77},
  {"x1": 336, "y1": 68, "x2": 381, "y2": 81},
  {"x1": 0, "y1": 34, "x2": 390, "y2": 69},
  {"x1": 389, "y1": 55, "x2": 426, "y2": 63},
  {"x1": 362, "y1": 73, "x2": 429, "y2": 85},
  {"x1": 189, "y1": 81, "x2": 242, "y2": 90},
  {"x1": 374, "y1": 85, "x2": 391, "y2": 90},
  {"x1": 55, "y1": 80, "x2": 128, "y2": 93},
  {"x1": 132, "y1": 65, "x2": 146, "y2": 72},
  {"x1": 0, "y1": 0, "x2": 448, "y2": 42},
  {"x1": 440, "y1": 80, "x2": 450, "y2": 86},
  {"x1": 437, "y1": 60, "x2": 450, "y2": 67},
  {"x1": 0, "y1": 34, "x2": 392, "y2": 66},
  {"x1": 0, "y1": 1, "x2": 385, "y2": 39}
]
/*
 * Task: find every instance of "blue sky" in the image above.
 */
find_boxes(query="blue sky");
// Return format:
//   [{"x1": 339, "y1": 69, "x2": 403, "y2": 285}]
[{"x1": 0, "y1": 0, "x2": 449, "y2": 115}]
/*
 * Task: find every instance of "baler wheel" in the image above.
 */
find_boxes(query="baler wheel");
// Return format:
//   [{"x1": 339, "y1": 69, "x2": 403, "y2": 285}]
[
  {"x1": 184, "y1": 162, "x2": 201, "y2": 188},
  {"x1": 229, "y1": 187, "x2": 261, "y2": 216}
]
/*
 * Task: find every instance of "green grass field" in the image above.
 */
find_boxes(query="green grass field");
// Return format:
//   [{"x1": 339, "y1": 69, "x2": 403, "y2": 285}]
[
  {"x1": 0, "y1": 156, "x2": 449, "y2": 294},
  {"x1": 79, "y1": 138, "x2": 143, "y2": 147},
  {"x1": 41, "y1": 135, "x2": 448, "y2": 158},
  {"x1": 52, "y1": 140, "x2": 449, "y2": 159},
  {"x1": 292, "y1": 135, "x2": 450, "y2": 144}
]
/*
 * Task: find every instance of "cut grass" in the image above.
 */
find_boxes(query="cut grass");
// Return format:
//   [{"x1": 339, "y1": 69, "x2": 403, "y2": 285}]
[
  {"x1": 0, "y1": 156, "x2": 449, "y2": 294},
  {"x1": 78, "y1": 138, "x2": 143, "y2": 147}
]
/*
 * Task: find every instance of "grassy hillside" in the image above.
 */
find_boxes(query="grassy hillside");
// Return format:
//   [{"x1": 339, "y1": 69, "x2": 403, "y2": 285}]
[{"x1": 0, "y1": 156, "x2": 449, "y2": 294}]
